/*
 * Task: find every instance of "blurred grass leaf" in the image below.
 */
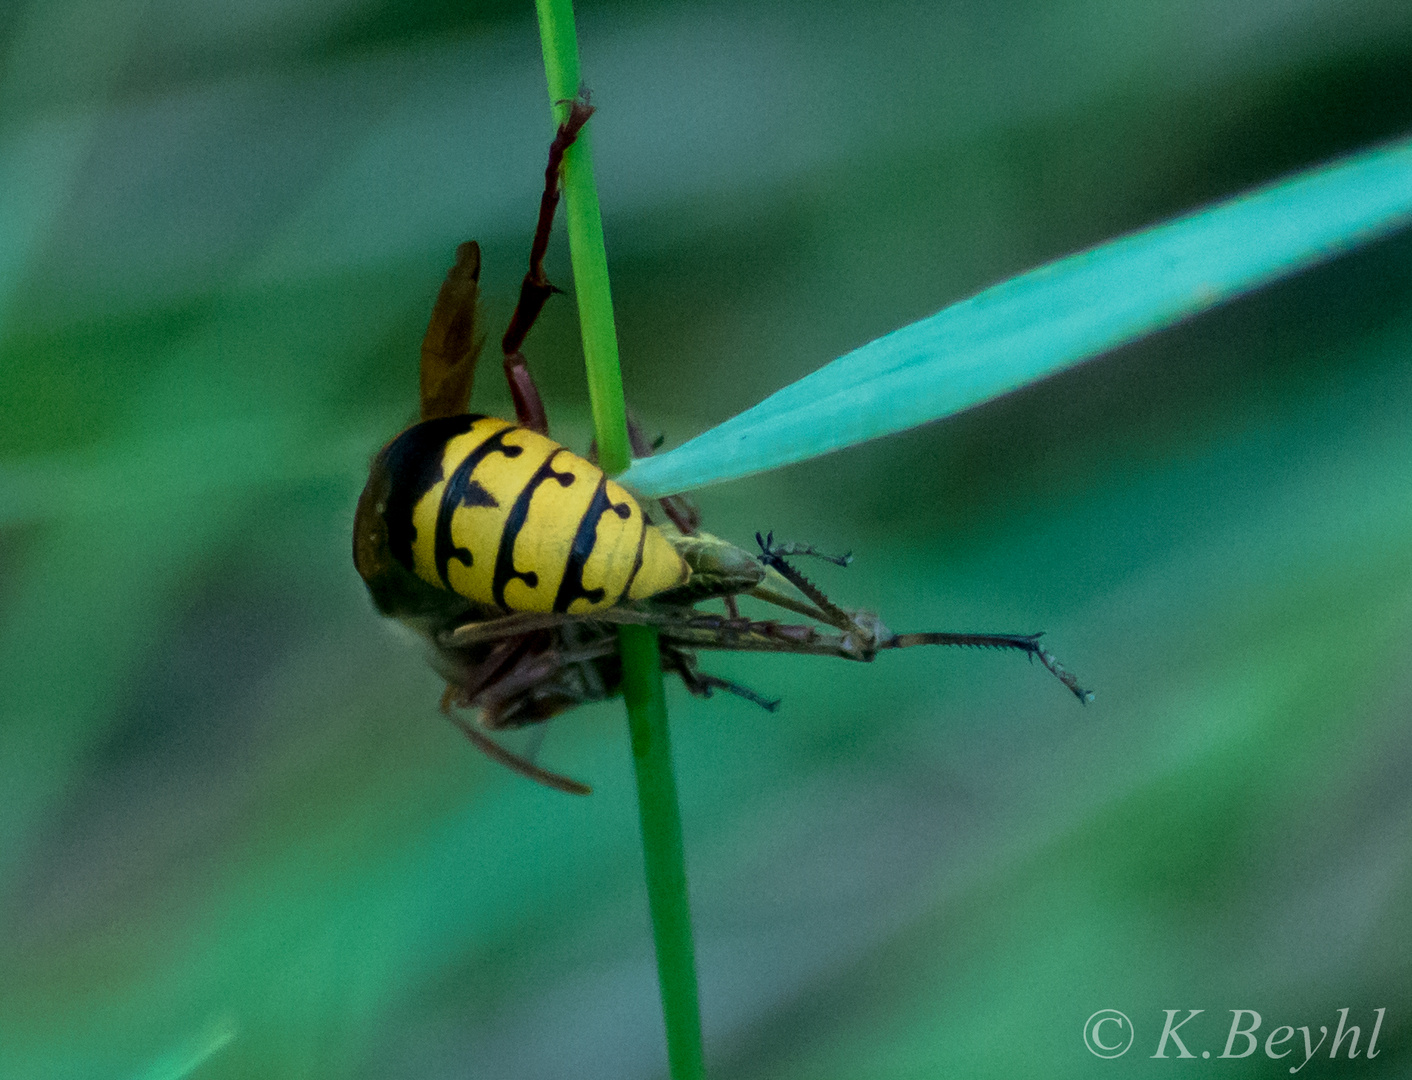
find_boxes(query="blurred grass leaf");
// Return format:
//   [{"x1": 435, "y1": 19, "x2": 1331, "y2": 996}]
[
  {"x1": 620, "y1": 135, "x2": 1412, "y2": 498},
  {"x1": 131, "y1": 1016, "x2": 237, "y2": 1080}
]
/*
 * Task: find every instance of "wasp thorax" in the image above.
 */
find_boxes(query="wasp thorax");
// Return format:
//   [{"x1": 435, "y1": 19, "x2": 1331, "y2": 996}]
[{"x1": 368, "y1": 414, "x2": 688, "y2": 615}]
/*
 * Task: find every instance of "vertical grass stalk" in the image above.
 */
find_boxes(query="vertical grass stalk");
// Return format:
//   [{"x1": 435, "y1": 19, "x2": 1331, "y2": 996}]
[{"x1": 533, "y1": 1, "x2": 707, "y2": 1077}]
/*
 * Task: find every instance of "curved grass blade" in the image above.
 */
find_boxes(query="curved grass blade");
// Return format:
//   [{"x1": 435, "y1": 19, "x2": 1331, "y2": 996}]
[{"x1": 620, "y1": 135, "x2": 1412, "y2": 498}]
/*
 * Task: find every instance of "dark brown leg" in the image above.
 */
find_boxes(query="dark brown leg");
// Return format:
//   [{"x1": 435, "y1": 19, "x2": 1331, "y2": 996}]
[
  {"x1": 444, "y1": 704, "x2": 592, "y2": 795},
  {"x1": 661, "y1": 646, "x2": 781, "y2": 712},
  {"x1": 501, "y1": 96, "x2": 596, "y2": 435},
  {"x1": 688, "y1": 671, "x2": 781, "y2": 712},
  {"x1": 443, "y1": 609, "x2": 578, "y2": 648},
  {"x1": 450, "y1": 634, "x2": 540, "y2": 701},
  {"x1": 627, "y1": 416, "x2": 701, "y2": 533}
]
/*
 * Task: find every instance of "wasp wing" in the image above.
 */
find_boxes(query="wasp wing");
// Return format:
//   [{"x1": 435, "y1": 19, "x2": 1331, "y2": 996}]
[{"x1": 420, "y1": 241, "x2": 484, "y2": 420}]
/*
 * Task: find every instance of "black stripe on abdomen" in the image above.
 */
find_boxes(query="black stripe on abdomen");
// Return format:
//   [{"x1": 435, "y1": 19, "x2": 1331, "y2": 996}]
[
  {"x1": 491, "y1": 449, "x2": 578, "y2": 610},
  {"x1": 381, "y1": 413, "x2": 479, "y2": 572},
  {"x1": 433, "y1": 427, "x2": 521, "y2": 588},
  {"x1": 552, "y1": 477, "x2": 633, "y2": 612}
]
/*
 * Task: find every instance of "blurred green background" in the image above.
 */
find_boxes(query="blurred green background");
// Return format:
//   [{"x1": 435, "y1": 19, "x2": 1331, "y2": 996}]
[{"x1": 3, "y1": 1, "x2": 1411, "y2": 1077}]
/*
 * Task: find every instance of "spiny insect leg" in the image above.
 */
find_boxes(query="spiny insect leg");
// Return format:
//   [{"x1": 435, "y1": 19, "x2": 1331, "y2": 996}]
[
  {"x1": 755, "y1": 532, "x2": 857, "y2": 633},
  {"x1": 745, "y1": 582, "x2": 835, "y2": 625},
  {"x1": 420, "y1": 240, "x2": 483, "y2": 420},
  {"x1": 501, "y1": 95, "x2": 595, "y2": 435},
  {"x1": 887, "y1": 631, "x2": 1094, "y2": 703}
]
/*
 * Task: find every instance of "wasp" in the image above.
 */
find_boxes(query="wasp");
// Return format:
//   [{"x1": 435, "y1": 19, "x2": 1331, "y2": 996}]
[{"x1": 354, "y1": 99, "x2": 1090, "y2": 794}]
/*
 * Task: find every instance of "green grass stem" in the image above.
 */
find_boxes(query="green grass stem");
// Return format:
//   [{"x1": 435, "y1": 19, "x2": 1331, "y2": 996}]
[
  {"x1": 619, "y1": 622, "x2": 707, "y2": 1080},
  {"x1": 535, "y1": 0, "x2": 630, "y2": 476},
  {"x1": 534, "y1": 1, "x2": 707, "y2": 1077}
]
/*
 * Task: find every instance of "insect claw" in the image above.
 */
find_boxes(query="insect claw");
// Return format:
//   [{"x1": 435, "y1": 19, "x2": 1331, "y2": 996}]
[
  {"x1": 1035, "y1": 646, "x2": 1094, "y2": 704},
  {"x1": 555, "y1": 87, "x2": 593, "y2": 109}
]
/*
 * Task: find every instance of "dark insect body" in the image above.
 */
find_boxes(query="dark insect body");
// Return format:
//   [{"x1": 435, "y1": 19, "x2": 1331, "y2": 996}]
[{"x1": 354, "y1": 98, "x2": 1091, "y2": 794}]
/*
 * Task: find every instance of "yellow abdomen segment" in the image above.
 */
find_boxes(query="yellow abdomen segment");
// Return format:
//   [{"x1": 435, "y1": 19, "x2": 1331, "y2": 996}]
[{"x1": 404, "y1": 417, "x2": 689, "y2": 613}]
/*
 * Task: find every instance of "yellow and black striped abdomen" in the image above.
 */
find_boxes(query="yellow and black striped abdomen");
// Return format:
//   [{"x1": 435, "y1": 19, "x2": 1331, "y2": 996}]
[{"x1": 377, "y1": 414, "x2": 688, "y2": 614}]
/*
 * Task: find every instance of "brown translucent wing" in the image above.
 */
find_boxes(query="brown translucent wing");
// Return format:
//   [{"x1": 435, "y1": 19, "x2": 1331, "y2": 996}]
[{"x1": 420, "y1": 241, "x2": 484, "y2": 420}]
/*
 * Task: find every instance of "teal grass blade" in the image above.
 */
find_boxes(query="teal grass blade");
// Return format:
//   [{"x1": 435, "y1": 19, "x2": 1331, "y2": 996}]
[{"x1": 619, "y1": 135, "x2": 1412, "y2": 498}]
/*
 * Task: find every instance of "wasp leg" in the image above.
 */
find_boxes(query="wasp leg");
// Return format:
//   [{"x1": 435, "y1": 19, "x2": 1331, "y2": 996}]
[
  {"x1": 468, "y1": 648, "x2": 573, "y2": 726},
  {"x1": 440, "y1": 634, "x2": 610, "y2": 795},
  {"x1": 626, "y1": 417, "x2": 701, "y2": 534},
  {"x1": 446, "y1": 633, "x2": 543, "y2": 700},
  {"x1": 500, "y1": 95, "x2": 595, "y2": 435},
  {"x1": 661, "y1": 644, "x2": 781, "y2": 710},
  {"x1": 420, "y1": 241, "x2": 483, "y2": 420},
  {"x1": 470, "y1": 635, "x2": 620, "y2": 730},
  {"x1": 442, "y1": 609, "x2": 581, "y2": 648},
  {"x1": 444, "y1": 705, "x2": 592, "y2": 795}
]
